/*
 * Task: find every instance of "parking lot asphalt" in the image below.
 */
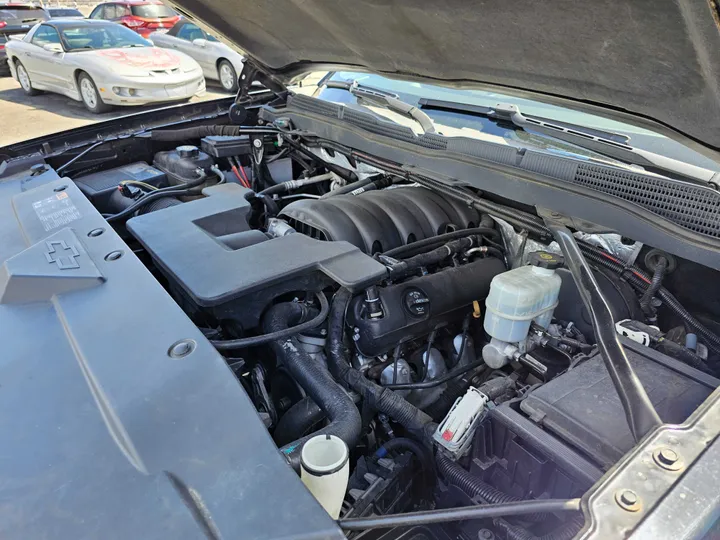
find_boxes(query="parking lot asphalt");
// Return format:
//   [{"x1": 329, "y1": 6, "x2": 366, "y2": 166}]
[{"x1": 0, "y1": 74, "x2": 228, "y2": 147}]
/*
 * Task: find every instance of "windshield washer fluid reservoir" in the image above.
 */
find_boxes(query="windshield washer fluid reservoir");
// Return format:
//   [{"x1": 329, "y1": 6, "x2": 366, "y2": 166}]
[{"x1": 482, "y1": 252, "x2": 563, "y2": 368}]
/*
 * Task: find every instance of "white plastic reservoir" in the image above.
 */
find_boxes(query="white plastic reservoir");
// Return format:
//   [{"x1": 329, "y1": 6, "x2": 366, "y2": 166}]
[
  {"x1": 300, "y1": 434, "x2": 350, "y2": 519},
  {"x1": 484, "y1": 252, "x2": 563, "y2": 343}
]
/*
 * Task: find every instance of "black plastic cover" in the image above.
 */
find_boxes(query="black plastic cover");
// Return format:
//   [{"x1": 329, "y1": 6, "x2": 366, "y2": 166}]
[
  {"x1": 201, "y1": 135, "x2": 253, "y2": 158},
  {"x1": 280, "y1": 186, "x2": 479, "y2": 254},
  {"x1": 0, "y1": 170, "x2": 343, "y2": 538},
  {"x1": 347, "y1": 257, "x2": 505, "y2": 356},
  {"x1": 520, "y1": 338, "x2": 718, "y2": 468},
  {"x1": 127, "y1": 183, "x2": 386, "y2": 327},
  {"x1": 74, "y1": 162, "x2": 166, "y2": 209}
]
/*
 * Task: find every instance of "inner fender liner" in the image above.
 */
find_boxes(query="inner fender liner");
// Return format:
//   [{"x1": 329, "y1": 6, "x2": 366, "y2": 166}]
[{"x1": 280, "y1": 186, "x2": 479, "y2": 254}]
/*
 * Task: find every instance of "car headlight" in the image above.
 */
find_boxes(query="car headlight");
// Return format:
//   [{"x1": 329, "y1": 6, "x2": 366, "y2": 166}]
[{"x1": 112, "y1": 87, "x2": 137, "y2": 97}]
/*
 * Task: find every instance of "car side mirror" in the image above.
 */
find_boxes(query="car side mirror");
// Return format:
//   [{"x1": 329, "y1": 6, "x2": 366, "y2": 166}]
[
  {"x1": 192, "y1": 38, "x2": 208, "y2": 48},
  {"x1": 42, "y1": 43, "x2": 63, "y2": 54}
]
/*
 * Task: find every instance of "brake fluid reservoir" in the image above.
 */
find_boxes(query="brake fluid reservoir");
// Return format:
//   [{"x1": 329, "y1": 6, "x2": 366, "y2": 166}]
[{"x1": 484, "y1": 252, "x2": 564, "y2": 343}]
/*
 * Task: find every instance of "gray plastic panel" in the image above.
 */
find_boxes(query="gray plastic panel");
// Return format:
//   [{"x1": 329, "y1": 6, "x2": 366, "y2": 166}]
[
  {"x1": 127, "y1": 183, "x2": 386, "y2": 307},
  {"x1": 0, "y1": 174, "x2": 343, "y2": 539}
]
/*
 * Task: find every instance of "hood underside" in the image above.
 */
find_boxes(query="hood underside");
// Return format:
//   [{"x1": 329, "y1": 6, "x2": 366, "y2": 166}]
[{"x1": 166, "y1": 0, "x2": 720, "y2": 151}]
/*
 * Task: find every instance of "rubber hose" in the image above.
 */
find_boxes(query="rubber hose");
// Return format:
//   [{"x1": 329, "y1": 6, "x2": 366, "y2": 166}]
[
  {"x1": 656, "y1": 339, "x2": 714, "y2": 374},
  {"x1": 382, "y1": 227, "x2": 500, "y2": 259},
  {"x1": 640, "y1": 256, "x2": 667, "y2": 318},
  {"x1": 376, "y1": 437, "x2": 435, "y2": 493},
  {"x1": 263, "y1": 301, "x2": 362, "y2": 471},
  {"x1": 320, "y1": 175, "x2": 377, "y2": 198},
  {"x1": 273, "y1": 396, "x2": 325, "y2": 447},
  {"x1": 326, "y1": 288, "x2": 436, "y2": 442},
  {"x1": 137, "y1": 196, "x2": 181, "y2": 215},
  {"x1": 424, "y1": 377, "x2": 468, "y2": 422},
  {"x1": 436, "y1": 453, "x2": 546, "y2": 522},
  {"x1": 493, "y1": 516, "x2": 584, "y2": 540},
  {"x1": 211, "y1": 292, "x2": 328, "y2": 350},
  {"x1": 579, "y1": 244, "x2": 720, "y2": 354},
  {"x1": 150, "y1": 125, "x2": 277, "y2": 141},
  {"x1": 387, "y1": 237, "x2": 478, "y2": 278}
]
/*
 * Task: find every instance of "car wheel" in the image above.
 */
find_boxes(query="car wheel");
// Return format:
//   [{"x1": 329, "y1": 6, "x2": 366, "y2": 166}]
[
  {"x1": 15, "y1": 61, "x2": 40, "y2": 96},
  {"x1": 78, "y1": 72, "x2": 111, "y2": 114},
  {"x1": 218, "y1": 60, "x2": 238, "y2": 93}
]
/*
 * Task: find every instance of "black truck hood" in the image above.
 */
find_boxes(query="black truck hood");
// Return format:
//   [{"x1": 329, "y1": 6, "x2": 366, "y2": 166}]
[{"x1": 165, "y1": 0, "x2": 720, "y2": 151}]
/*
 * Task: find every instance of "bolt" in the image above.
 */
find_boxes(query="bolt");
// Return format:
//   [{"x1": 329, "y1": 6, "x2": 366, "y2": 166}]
[
  {"x1": 550, "y1": 211, "x2": 561, "y2": 217},
  {"x1": 320, "y1": 328, "x2": 327, "y2": 336},
  {"x1": 168, "y1": 339, "x2": 196, "y2": 358},
  {"x1": 253, "y1": 138, "x2": 262, "y2": 148},
  {"x1": 658, "y1": 448, "x2": 678, "y2": 465},
  {"x1": 653, "y1": 447, "x2": 683, "y2": 471},
  {"x1": 615, "y1": 489, "x2": 641, "y2": 512}
]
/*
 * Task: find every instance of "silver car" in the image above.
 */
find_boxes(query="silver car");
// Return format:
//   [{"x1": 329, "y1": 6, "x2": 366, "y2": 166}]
[
  {"x1": 5, "y1": 19, "x2": 205, "y2": 113},
  {"x1": 149, "y1": 20, "x2": 243, "y2": 93}
]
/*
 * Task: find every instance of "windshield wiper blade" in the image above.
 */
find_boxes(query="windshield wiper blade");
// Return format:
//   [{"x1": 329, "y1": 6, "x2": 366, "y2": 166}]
[
  {"x1": 325, "y1": 79, "x2": 435, "y2": 133},
  {"x1": 420, "y1": 98, "x2": 719, "y2": 185}
]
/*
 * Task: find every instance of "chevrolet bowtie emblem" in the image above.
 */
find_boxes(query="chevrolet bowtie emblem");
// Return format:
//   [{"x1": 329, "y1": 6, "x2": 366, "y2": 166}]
[{"x1": 45, "y1": 239, "x2": 80, "y2": 270}]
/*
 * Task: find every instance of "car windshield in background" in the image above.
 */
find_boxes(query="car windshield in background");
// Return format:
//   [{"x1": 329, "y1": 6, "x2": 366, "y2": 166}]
[
  {"x1": 0, "y1": 6, "x2": 48, "y2": 20},
  {"x1": 131, "y1": 4, "x2": 176, "y2": 18},
  {"x1": 61, "y1": 24, "x2": 151, "y2": 50},
  {"x1": 317, "y1": 72, "x2": 720, "y2": 170},
  {"x1": 48, "y1": 8, "x2": 83, "y2": 17}
]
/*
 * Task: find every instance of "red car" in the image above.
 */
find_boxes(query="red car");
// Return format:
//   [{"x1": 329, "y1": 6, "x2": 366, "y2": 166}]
[{"x1": 88, "y1": 1, "x2": 179, "y2": 38}]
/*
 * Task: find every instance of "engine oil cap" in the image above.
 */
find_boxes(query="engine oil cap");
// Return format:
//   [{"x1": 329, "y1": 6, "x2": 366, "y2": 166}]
[{"x1": 528, "y1": 251, "x2": 564, "y2": 270}]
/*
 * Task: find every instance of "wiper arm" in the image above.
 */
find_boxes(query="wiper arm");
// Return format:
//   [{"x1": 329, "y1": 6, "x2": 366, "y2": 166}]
[
  {"x1": 325, "y1": 79, "x2": 435, "y2": 134},
  {"x1": 420, "y1": 98, "x2": 719, "y2": 185}
]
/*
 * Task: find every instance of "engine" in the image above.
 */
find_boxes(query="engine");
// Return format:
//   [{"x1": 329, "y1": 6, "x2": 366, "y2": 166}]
[{"x1": 71, "y1": 137, "x2": 720, "y2": 539}]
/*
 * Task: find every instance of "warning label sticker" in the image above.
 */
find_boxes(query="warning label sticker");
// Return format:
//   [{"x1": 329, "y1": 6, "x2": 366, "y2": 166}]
[{"x1": 32, "y1": 192, "x2": 81, "y2": 232}]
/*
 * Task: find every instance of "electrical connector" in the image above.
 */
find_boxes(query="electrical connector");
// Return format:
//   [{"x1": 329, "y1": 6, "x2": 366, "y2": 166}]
[{"x1": 433, "y1": 387, "x2": 489, "y2": 460}]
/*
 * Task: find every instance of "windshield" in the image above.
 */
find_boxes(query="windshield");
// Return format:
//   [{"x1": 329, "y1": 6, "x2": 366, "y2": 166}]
[
  {"x1": 130, "y1": 4, "x2": 176, "y2": 18},
  {"x1": 49, "y1": 8, "x2": 83, "y2": 17},
  {"x1": 61, "y1": 24, "x2": 151, "y2": 50},
  {"x1": 316, "y1": 72, "x2": 719, "y2": 170},
  {"x1": 0, "y1": 7, "x2": 48, "y2": 21}
]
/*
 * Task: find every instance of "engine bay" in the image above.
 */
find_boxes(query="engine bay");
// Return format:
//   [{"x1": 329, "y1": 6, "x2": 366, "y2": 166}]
[{"x1": 6, "y1": 115, "x2": 720, "y2": 539}]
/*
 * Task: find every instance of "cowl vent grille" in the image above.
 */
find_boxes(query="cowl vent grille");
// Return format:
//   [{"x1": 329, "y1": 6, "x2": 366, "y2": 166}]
[{"x1": 572, "y1": 164, "x2": 720, "y2": 238}]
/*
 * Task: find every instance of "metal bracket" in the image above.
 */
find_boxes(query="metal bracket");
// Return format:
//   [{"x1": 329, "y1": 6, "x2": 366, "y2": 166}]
[{"x1": 578, "y1": 387, "x2": 720, "y2": 539}]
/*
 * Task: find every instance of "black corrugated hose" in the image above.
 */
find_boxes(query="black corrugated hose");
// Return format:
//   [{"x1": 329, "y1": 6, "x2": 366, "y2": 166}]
[
  {"x1": 579, "y1": 243, "x2": 720, "y2": 355},
  {"x1": 436, "y1": 453, "x2": 546, "y2": 523},
  {"x1": 326, "y1": 288, "x2": 436, "y2": 442},
  {"x1": 639, "y1": 256, "x2": 667, "y2": 320},
  {"x1": 262, "y1": 299, "x2": 361, "y2": 471}
]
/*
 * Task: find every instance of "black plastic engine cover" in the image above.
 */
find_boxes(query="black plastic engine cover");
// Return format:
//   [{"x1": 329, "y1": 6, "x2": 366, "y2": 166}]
[
  {"x1": 347, "y1": 257, "x2": 506, "y2": 357},
  {"x1": 280, "y1": 186, "x2": 480, "y2": 254},
  {"x1": 127, "y1": 183, "x2": 386, "y2": 329}
]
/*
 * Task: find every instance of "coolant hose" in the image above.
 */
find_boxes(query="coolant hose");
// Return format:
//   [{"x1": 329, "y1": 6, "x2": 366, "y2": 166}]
[
  {"x1": 263, "y1": 301, "x2": 362, "y2": 471},
  {"x1": 326, "y1": 288, "x2": 436, "y2": 442},
  {"x1": 273, "y1": 396, "x2": 325, "y2": 447},
  {"x1": 436, "y1": 453, "x2": 546, "y2": 522}
]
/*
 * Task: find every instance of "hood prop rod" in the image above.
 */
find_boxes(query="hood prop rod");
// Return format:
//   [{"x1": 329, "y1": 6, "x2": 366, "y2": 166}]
[{"x1": 544, "y1": 218, "x2": 661, "y2": 442}]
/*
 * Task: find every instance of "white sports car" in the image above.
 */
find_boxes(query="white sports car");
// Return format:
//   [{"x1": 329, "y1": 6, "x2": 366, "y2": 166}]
[
  {"x1": 149, "y1": 20, "x2": 243, "y2": 93},
  {"x1": 5, "y1": 19, "x2": 206, "y2": 113}
]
